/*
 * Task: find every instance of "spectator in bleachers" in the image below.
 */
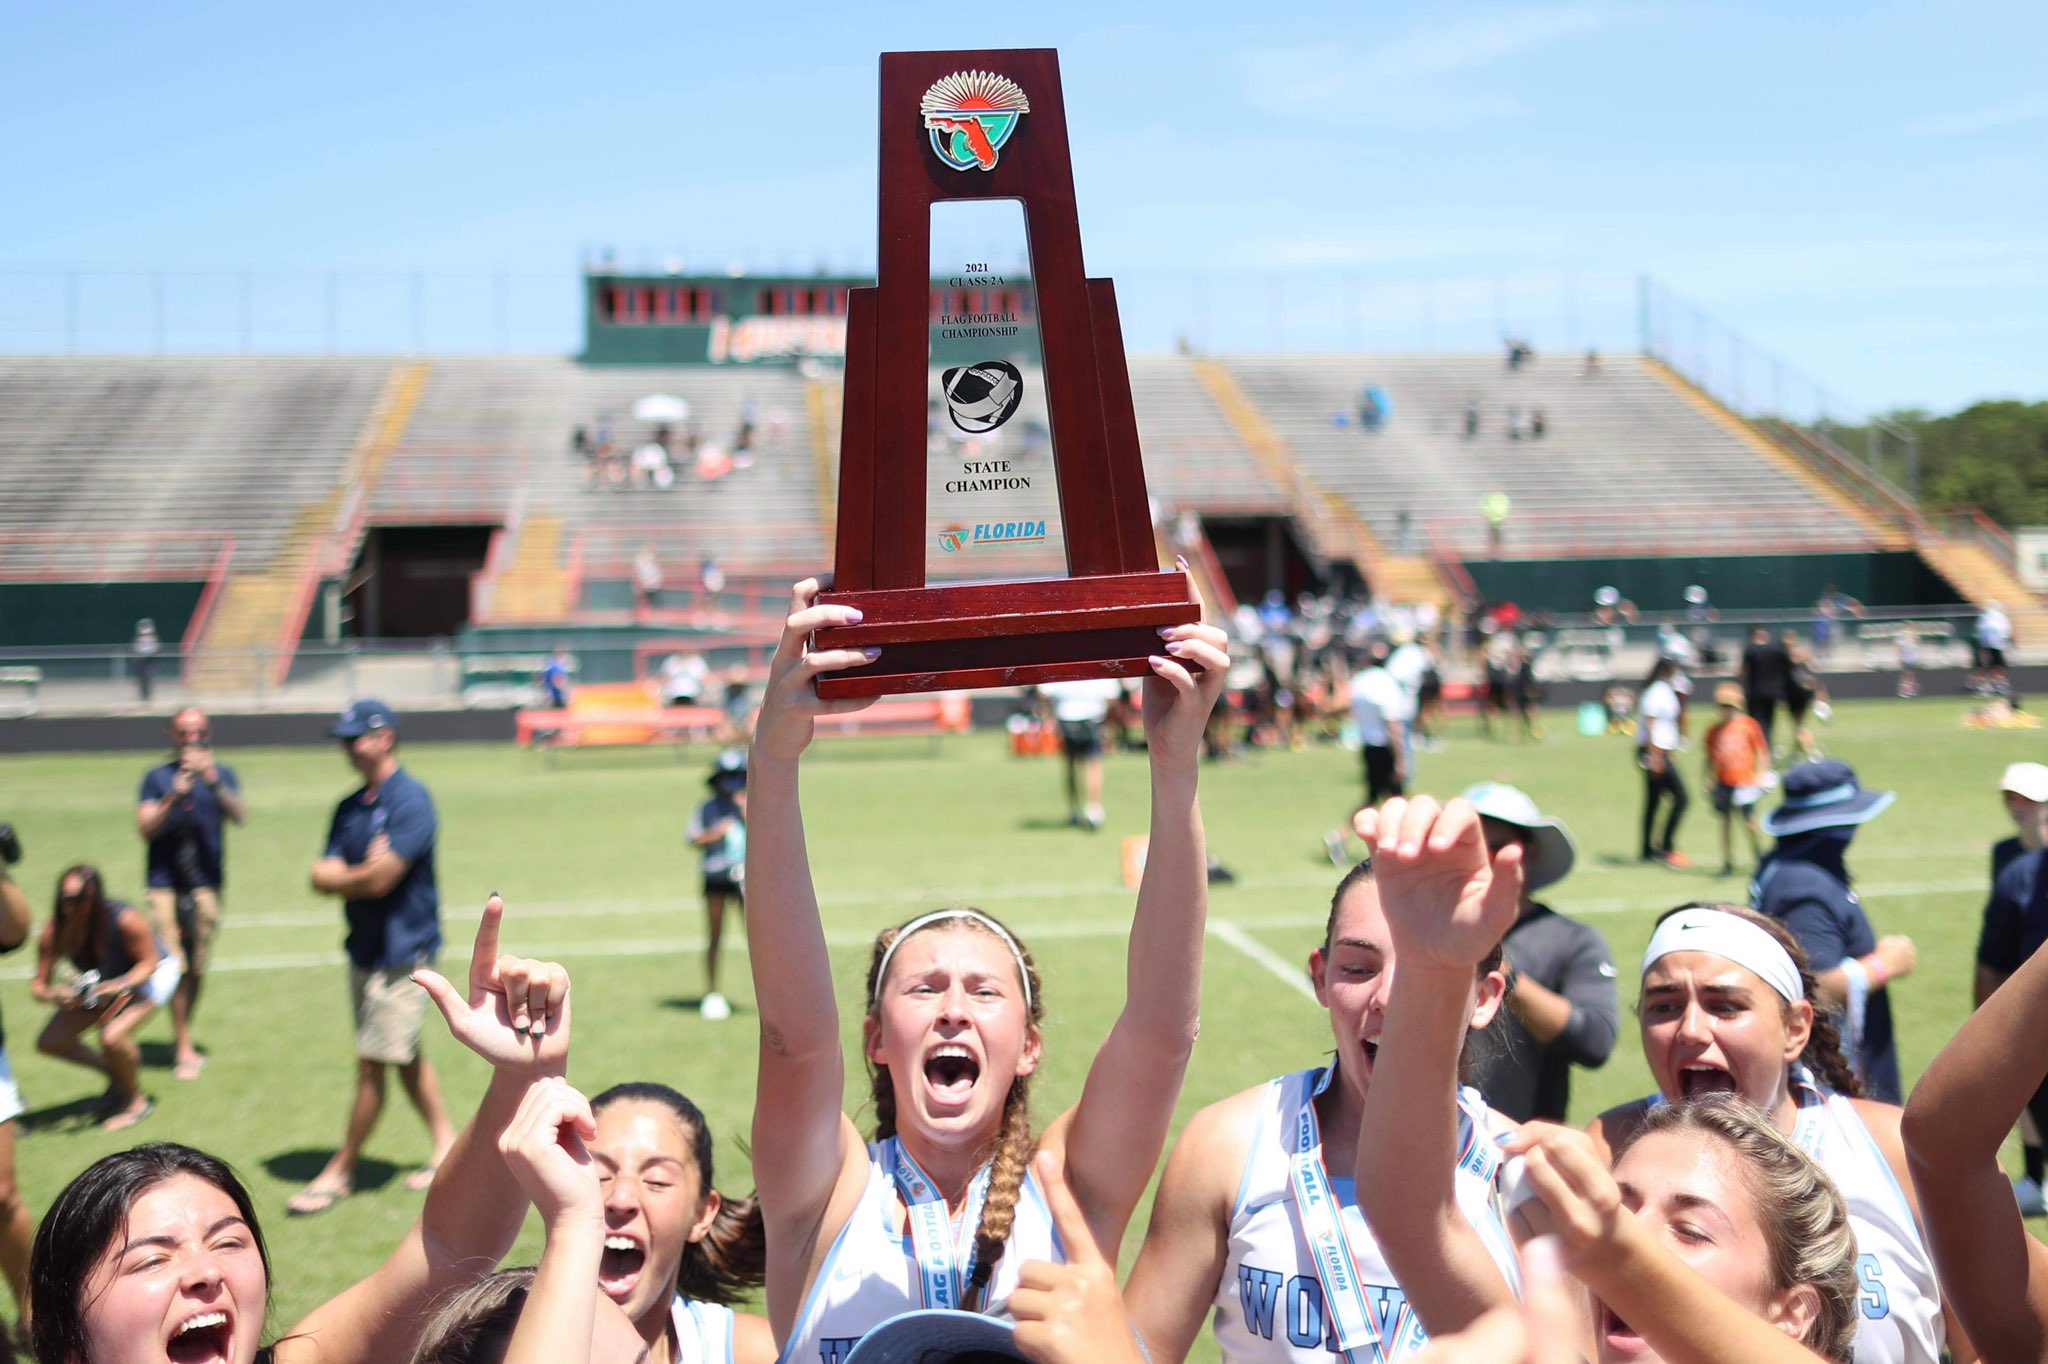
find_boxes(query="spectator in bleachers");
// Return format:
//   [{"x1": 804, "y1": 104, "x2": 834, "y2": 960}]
[
  {"x1": 1580, "y1": 346, "x2": 1603, "y2": 377},
  {"x1": 1462, "y1": 396, "x2": 1480, "y2": 437},
  {"x1": 733, "y1": 397, "x2": 759, "y2": 456},
  {"x1": 700, "y1": 556, "x2": 725, "y2": 595},
  {"x1": 1530, "y1": 407, "x2": 1547, "y2": 439},
  {"x1": 129, "y1": 619, "x2": 160, "y2": 704},
  {"x1": 631, "y1": 441, "x2": 674, "y2": 489},
  {"x1": 634, "y1": 546, "x2": 663, "y2": 615},
  {"x1": 1505, "y1": 404, "x2": 1525, "y2": 440},
  {"x1": 1505, "y1": 336, "x2": 1533, "y2": 369},
  {"x1": 1482, "y1": 490, "x2": 1511, "y2": 557},
  {"x1": 1394, "y1": 508, "x2": 1414, "y2": 556}
]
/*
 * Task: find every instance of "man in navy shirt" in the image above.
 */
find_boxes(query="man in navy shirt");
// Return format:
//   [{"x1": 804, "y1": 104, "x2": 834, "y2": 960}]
[
  {"x1": 1978, "y1": 761, "x2": 2048, "y2": 1212},
  {"x1": 1753, "y1": 760, "x2": 1918, "y2": 1103},
  {"x1": 136, "y1": 707, "x2": 244, "y2": 1080},
  {"x1": 288, "y1": 700, "x2": 456, "y2": 1216}
]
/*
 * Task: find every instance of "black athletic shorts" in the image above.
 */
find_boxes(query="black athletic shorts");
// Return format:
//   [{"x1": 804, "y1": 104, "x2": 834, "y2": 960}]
[{"x1": 1059, "y1": 719, "x2": 1104, "y2": 758}]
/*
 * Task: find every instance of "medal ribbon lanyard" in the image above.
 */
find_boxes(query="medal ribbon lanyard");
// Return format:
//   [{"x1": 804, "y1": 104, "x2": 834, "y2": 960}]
[
  {"x1": 887, "y1": 1138, "x2": 991, "y2": 1311},
  {"x1": 1288, "y1": 1067, "x2": 1397, "y2": 1364}
]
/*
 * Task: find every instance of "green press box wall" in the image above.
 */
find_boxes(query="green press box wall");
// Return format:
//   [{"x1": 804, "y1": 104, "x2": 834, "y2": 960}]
[
  {"x1": 0, "y1": 582, "x2": 205, "y2": 648},
  {"x1": 1458, "y1": 552, "x2": 1963, "y2": 613}
]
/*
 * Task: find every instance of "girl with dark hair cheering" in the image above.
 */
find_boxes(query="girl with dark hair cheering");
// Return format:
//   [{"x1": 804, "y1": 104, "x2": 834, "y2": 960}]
[
  {"x1": 1588, "y1": 903, "x2": 1968, "y2": 1364},
  {"x1": 28, "y1": 896, "x2": 573, "y2": 1364}
]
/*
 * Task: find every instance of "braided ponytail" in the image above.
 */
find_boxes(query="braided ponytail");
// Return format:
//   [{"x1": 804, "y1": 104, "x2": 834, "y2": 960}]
[
  {"x1": 961, "y1": 1079, "x2": 1037, "y2": 1311},
  {"x1": 865, "y1": 908, "x2": 1046, "y2": 1309}
]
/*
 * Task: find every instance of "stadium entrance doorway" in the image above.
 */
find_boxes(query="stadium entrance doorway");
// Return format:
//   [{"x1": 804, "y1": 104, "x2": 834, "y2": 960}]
[
  {"x1": 343, "y1": 525, "x2": 496, "y2": 639},
  {"x1": 1202, "y1": 515, "x2": 1329, "y2": 605}
]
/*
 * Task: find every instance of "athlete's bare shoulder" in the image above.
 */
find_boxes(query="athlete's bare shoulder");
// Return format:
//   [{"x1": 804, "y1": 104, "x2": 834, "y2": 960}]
[{"x1": 1586, "y1": 1097, "x2": 1655, "y2": 1163}]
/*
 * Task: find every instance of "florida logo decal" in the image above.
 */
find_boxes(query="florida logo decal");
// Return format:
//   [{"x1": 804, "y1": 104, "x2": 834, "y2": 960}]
[{"x1": 921, "y1": 70, "x2": 1030, "y2": 172}]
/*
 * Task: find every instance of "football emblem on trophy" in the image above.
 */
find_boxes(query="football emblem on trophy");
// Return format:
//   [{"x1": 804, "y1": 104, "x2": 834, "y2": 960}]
[
  {"x1": 921, "y1": 70, "x2": 1031, "y2": 172},
  {"x1": 941, "y1": 361, "x2": 1024, "y2": 434}
]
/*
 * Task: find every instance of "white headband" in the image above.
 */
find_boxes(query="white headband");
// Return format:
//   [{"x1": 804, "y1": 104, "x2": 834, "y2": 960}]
[
  {"x1": 875, "y1": 910, "x2": 1034, "y2": 1010},
  {"x1": 1640, "y1": 908, "x2": 1803, "y2": 1005}
]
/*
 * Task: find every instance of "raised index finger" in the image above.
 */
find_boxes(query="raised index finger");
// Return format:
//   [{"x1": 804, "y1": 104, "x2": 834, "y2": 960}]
[
  {"x1": 1031, "y1": 1147, "x2": 1105, "y2": 1268},
  {"x1": 470, "y1": 894, "x2": 505, "y2": 994}
]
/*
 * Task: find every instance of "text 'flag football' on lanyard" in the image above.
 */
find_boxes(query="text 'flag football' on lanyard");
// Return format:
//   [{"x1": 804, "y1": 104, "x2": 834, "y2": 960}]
[
  {"x1": 886, "y1": 1137, "x2": 992, "y2": 1311},
  {"x1": 1290, "y1": 1066, "x2": 1409, "y2": 1364}
]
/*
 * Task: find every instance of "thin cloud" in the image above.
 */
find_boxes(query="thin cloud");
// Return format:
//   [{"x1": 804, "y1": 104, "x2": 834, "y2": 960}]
[
  {"x1": 1238, "y1": 3, "x2": 1652, "y2": 126},
  {"x1": 1904, "y1": 95, "x2": 2048, "y2": 137}
]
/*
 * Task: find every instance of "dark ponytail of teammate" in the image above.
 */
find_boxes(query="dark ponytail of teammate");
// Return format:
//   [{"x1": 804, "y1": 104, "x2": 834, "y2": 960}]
[
  {"x1": 1659, "y1": 903, "x2": 1862, "y2": 1097},
  {"x1": 589, "y1": 1082, "x2": 765, "y2": 1304}
]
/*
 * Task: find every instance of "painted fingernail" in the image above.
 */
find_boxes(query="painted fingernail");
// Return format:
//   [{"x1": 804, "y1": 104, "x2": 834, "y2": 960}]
[
  {"x1": 1149, "y1": 655, "x2": 1170, "y2": 668},
  {"x1": 845, "y1": 609, "x2": 864, "y2": 622},
  {"x1": 1165, "y1": 640, "x2": 1188, "y2": 654},
  {"x1": 862, "y1": 647, "x2": 882, "y2": 660},
  {"x1": 1156, "y1": 625, "x2": 1177, "y2": 638},
  {"x1": 1494, "y1": 1131, "x2": 1517, "y2": 1146}
]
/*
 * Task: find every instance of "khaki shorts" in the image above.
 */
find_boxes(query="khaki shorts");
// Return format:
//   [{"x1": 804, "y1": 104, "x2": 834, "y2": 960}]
[
  {"x1": 144, "y1": 887, "x2": 222, "y2": 975},
  {"x1": 349, "y1": 959, "x2": 434, "y2": 1065}
]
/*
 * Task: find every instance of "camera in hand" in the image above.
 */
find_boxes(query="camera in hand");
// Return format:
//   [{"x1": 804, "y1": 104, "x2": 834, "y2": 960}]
[{"x1": 0, "y1": 823, "x2": 18, "y2": 866}]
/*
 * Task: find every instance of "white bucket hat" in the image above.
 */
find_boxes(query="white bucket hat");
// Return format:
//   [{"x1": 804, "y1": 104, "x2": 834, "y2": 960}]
[{"x1": 1462, "y1": 782, "x2": 1576, "y2": 891}]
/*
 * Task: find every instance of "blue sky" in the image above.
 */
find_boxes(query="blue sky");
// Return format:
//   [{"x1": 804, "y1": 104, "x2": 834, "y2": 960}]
[{"x1": 3, "y1": 0, "x2": 2042, "y2": 414}]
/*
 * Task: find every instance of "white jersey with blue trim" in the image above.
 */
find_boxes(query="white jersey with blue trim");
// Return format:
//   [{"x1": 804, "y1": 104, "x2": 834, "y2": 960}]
[
  {"x1": 1212, "y1": 1068, "x2": 1522, "y2": 1363},
  {"x1": 1789, "y1": 1077, "x2": 1944, "y2": 1364},
  {"x1": 671, "y1": 1295, "x2": 736, "y2": 1364},
  {"x1": 776, "y1": 1140, "x2": 1060, "y2": 1364},
  {"x1": 1642, "y1": 1076, "x2": 1942, "y2": 1364}
]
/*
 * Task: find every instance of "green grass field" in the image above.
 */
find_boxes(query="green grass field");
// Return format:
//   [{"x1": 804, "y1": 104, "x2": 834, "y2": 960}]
[{"x1": 0, "y1": 696, "x2": 2040, "y2": 1354}]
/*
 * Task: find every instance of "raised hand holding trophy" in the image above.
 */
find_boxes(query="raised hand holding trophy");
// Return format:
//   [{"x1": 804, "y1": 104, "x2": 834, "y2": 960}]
[{"x1": 813, "y1": 48, "x2": 1199, "y2": 698}]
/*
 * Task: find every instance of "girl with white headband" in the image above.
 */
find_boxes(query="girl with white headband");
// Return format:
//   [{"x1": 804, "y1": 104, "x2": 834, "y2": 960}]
[
  {"x1": 745, "y1": 577, "x2": 1230, "y2": 1362},
  {"x1": 1588, "y1": 903, "x2": 1972, "y2": 1364}
]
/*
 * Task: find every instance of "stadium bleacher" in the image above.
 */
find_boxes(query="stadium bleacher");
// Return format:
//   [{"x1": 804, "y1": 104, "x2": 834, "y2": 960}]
[
  {"x1": 1221, "y1": 353, "x2": 1882, "y2": 560},
  {"x1": 0, "y1": 356, "x2": 395, "y2": 578},
  {"x1": 382, "y1": 359, "x2": 825, "y2": 614}
]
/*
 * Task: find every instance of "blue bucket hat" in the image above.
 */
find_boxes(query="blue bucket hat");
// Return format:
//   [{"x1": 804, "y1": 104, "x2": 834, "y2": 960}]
[
  {"x1": 329, "y1": 699, "x2": 398, "y2": 739},
  {"x1": 843, "y1": 1310, "x2": 1028, "y2": 1364},
  {"x1": 1762, "y1": 760, "x2": 1894, "y2": 838}
]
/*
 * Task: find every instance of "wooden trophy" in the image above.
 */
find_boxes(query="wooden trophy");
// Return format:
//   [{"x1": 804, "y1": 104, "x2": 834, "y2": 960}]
[{"x1": 813, "y1": 47, "x2": 1198, "y2": 699}]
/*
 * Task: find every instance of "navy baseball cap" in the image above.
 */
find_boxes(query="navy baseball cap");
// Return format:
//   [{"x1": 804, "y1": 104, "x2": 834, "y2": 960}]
[
  {"x1": 707, "y1": 749, "x2": 748, "y2": 791},
  {"x1": 844, "y1": 1311, "x2": 1028, "y2": 1364},
  {"x1": 1763, "y1": 760, "x2": 1894, "y2": 838},
  {"x1": 329, "y1": 699, "x2": 399, "y2": 739}
]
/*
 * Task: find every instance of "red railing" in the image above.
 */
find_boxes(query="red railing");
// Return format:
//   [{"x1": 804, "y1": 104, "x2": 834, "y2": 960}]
[
  {"x1": 0, "y1": 530, "x2": 230, "y2": 581},
  {"x1": 1924, "y1": 505, "x2": 2020, "y2": 574},
  {"x1": 273, "y1": 531, "x2": 330, "y2": 686},
  {"x1": 1427, "y1": 507, "x2": 1881, "y2": 562},
  {"x1": 177, "y1": 539, "x2": 238, "y2": 683}
]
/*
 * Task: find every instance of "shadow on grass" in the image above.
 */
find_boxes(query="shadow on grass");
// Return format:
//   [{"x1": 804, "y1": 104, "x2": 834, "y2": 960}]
[
  {"x1": 1017, "y1": 816, "x2": 1083, "y2": 832},
  {"x1": 138, "y1": 1039, "x2": 181, "y2": 1071},
  {"x1": 19, "y1": 1093, "x2": 113, "y2": 1134},
  {"x1": 260, "y1": 1150, "x2": 403, "y2": 1194}
]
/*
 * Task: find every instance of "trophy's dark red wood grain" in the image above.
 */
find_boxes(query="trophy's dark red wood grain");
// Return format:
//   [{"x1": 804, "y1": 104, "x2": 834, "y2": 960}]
[{"x1": 816, "y1": 47, "x2": 1196, "y2": 700}]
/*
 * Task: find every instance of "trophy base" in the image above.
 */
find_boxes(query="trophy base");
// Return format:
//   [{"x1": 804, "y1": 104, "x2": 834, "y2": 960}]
[{"x1": 813, "y1": 570, "x2": 1200, "y2": 699}]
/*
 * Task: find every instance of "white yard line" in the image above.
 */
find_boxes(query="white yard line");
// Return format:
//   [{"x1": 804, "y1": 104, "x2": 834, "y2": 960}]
[
  {"x1": 1208, "y1": 919, "x2": 1321, "y2": 1004},
  {"x1": 11, "y1": 874, "x2": 1985, "y2": 983}
]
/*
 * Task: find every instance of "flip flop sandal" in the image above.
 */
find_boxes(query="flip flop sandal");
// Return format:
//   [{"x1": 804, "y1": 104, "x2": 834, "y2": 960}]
[
  {"x1": 174, "y1": 1057, "x2": 207, "y2": 1081},
  {"x1": 100, "y1": 1098, "x2": 154, "y2": 1133},
  {"x1": 404, "y1": 1164, "x2": 442, "y2": 1192},
  {"x1": 287, "y1": 1183, "x2": 350, "y2": 1217}
]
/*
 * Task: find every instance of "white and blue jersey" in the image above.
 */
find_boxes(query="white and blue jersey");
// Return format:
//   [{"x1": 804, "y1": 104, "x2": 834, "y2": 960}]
[
  {"x1": 672, "y1": 1295, "x2": 736, "y2": 1364},
  {"x1": 1213, "y1": 1068, "x2": 1520, "y2": 1363},
  {"x1": 776, "y1": 1139, "x2": 1060, "y2": 1364},
  {"x1": 1644, "y1": 1074, "x2": 1943, "y2": 1364}
]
